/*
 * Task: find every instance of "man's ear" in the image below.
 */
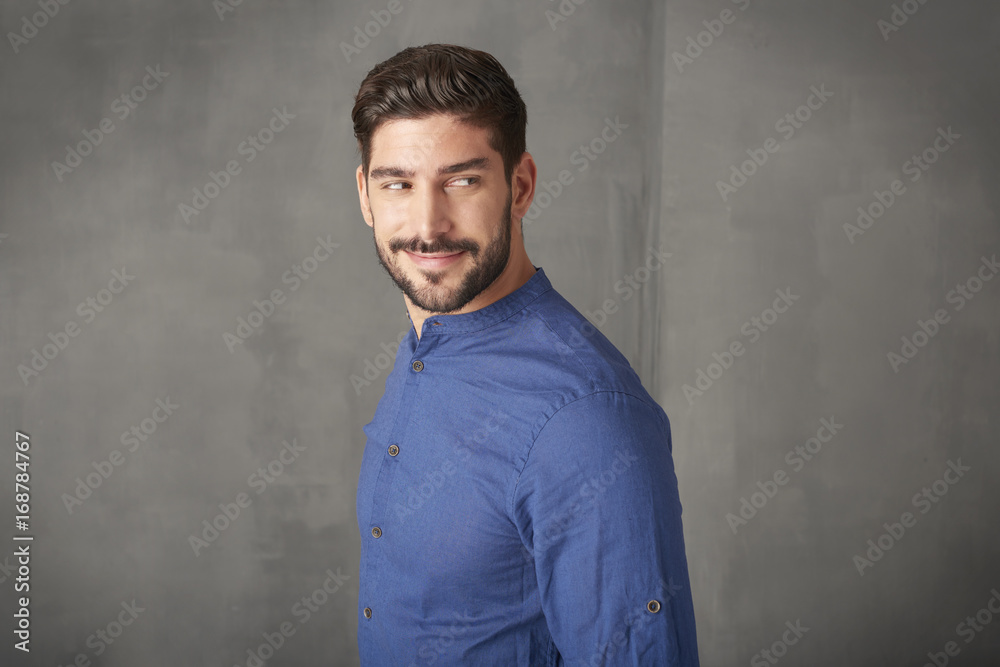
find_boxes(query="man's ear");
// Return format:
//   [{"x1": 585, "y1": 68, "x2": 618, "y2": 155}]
[
  {"x1": 510, "y1": 151, "x2": 537, "y2": 222},
  {"x1": 356, "y1": 164, "x2": 374, "y2": 228}
]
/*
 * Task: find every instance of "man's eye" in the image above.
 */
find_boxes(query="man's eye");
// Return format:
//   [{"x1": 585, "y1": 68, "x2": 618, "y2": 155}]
[{"x1": 383, "y1": 177, "x2": 479, "y2": 190}]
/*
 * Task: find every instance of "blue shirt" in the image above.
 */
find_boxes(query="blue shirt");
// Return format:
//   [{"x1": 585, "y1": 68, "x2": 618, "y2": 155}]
[{"x1": 356, "y1": 266, "x2": 700, "y2": 666}]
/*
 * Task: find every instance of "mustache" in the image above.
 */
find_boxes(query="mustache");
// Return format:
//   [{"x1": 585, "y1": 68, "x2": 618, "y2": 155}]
[{"x1": 390, "y1": 239, "x2": 479, "y2": 255}]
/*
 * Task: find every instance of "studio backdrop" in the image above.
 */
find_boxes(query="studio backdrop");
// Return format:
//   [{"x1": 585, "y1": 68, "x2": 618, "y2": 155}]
[{"x1": 1, "y1": 0, "x2": 998, "y2": 665}]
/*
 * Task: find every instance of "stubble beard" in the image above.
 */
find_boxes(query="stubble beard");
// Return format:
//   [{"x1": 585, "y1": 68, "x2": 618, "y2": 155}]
[{"x1": 372, "y1": 190, "x2": 513, "y2": 315}]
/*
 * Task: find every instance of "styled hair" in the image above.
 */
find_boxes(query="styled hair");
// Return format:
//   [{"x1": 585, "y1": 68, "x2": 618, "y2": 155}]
[{"x1": 351, "y1": 43, "x2": 527, "y2": 186}]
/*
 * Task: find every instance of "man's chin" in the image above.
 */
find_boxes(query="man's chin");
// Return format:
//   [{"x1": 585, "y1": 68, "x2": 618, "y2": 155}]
[
  {"x1": 395, "y1": 269, "x2": 458, "y2": 303},
  {"x1": 407, "y1": 291, "x2": 465, "y2": 315}
]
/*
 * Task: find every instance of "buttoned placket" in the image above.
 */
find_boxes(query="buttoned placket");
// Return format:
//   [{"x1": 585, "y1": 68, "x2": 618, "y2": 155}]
[{"x1": 361, "y1": 323, "x2": 438, "y2": 630}]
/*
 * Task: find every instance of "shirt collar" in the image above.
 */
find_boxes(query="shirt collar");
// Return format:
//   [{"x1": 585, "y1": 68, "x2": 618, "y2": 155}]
[{"x1": 405, "y1": 266, "x2": 552, "y2": 336}]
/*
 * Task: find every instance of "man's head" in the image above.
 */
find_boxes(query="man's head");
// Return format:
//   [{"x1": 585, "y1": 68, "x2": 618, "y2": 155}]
[{"x1": 351, "y1": 44, "x2": 536, "y2": 317}]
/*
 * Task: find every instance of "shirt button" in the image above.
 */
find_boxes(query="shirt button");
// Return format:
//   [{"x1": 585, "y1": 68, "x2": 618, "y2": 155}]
[
  {"x1": 412, "y1": 360, "x2": 424, "y2": 372},
  {"x1": 388, "y1": 444, "x2": 399, "y2": 456},
  {"x1": 364, "y1": 607, "x2": 372, "y2": 619},
  {"x1": 371, "y1": 526, "x2": 382, "y2": 538},
  {"x1": 647, "y1": 599, "x2": 661, "y2": 613}
]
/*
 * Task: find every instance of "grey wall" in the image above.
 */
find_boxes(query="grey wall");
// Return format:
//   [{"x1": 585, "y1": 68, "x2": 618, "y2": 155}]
[{"x1": 1, "y1": 0, "x2": 998, "y2": 665}]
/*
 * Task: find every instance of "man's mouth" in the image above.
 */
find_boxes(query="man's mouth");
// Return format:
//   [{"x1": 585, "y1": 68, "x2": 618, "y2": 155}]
[{"x1": 405, "y1": 250, "x2": 466, "y2": 269}]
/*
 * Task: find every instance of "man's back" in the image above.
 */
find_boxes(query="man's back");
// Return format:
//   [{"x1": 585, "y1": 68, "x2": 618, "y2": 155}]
[{"x1": 356, "y1": 266, "x2": 700, "y2": 666}]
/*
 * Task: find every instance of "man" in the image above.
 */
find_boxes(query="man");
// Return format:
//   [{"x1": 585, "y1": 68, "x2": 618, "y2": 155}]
[{"x1": 352, "y1": 43, "x2": 700, "y2": 666}]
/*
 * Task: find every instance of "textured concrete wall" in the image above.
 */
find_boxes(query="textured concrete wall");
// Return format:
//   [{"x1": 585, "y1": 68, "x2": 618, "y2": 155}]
[
  {"x1": 1, "y1": 0, "x2": 997, "y2": 665},
  {"x1": 660, "y1": 1, "x2": 1000, "y2": 664}
]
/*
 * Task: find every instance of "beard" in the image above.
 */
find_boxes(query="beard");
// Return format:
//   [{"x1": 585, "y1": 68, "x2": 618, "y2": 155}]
[{"x1": 371, "y1": 189, "x2": 513, "y2": 315}]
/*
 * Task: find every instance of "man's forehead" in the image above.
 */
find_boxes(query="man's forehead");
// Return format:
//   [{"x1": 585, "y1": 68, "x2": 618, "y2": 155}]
[{"x1": 370, "y1": 115, "x2": 491, "y2": 159}]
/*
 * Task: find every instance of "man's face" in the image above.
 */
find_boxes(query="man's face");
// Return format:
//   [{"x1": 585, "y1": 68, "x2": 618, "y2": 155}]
[{"x1": 356, "y1": 113, "x2": 515, "y2": 315}]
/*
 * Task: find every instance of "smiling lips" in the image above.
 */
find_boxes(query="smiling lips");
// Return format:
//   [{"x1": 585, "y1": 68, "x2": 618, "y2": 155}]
[{"x1": 405, "y1": 250, "x2": 465, "y2": 269}]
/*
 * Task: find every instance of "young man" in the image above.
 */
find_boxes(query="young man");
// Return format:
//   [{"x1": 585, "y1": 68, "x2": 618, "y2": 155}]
[{"x1": 352, "y1": 43, "x2": 700, "y2": 666}]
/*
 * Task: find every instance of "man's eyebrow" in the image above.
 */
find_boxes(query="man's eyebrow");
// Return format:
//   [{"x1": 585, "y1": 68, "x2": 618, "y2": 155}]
[{"x1": 369, "y1": 157, "x2": 491, "y2": 181}]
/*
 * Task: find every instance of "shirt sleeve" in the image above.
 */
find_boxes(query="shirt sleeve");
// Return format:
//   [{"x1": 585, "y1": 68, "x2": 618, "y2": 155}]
[{"x1": 511, "y1": 391, "x2": 700, "y2": 666}]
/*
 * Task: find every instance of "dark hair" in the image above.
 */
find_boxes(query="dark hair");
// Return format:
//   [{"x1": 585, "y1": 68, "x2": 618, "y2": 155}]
[{"x1": 351, "y1": 43, "x2": 527, "y2": 186}]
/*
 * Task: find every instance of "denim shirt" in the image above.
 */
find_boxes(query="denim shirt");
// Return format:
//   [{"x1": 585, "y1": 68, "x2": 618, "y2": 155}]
[{"x1": 356, "y1": 266, "x2": 700, "y2": 666}]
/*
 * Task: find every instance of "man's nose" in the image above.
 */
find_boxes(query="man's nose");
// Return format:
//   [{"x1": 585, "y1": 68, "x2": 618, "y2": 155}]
[{"x1": 412, "y1": 183, "x2": 453, "y2": 242}]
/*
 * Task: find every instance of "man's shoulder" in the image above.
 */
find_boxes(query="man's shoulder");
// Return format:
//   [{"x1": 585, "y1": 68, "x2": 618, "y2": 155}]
[
  {"x1": 522, "y1": 286, "x2": 633, "y2": 369},
  {"x1": 512, "y1": 286, "x2": 658, "y2": 405}
]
